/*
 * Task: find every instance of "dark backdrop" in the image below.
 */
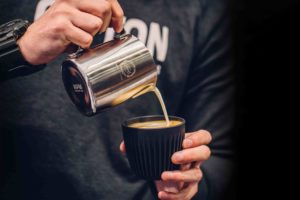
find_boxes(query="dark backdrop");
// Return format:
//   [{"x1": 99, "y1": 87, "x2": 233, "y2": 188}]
[{"x1": 234, "y1": 0, "x2": 299, "y2": 199}]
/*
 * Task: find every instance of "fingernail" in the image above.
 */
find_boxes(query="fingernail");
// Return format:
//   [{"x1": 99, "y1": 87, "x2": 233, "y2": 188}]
[
  {"x1": 183, "y1": 139, "x2": 193, "y2": 147},
  {"x1": 173, "y1": 152, "x2": 183, "y2": 162}
]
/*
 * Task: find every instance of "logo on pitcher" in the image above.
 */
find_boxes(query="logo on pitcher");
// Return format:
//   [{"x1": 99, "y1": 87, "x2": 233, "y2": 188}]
[
  {"x1": 118, "y1": 60, "x2": 136, "y2": 80},
  {"x1": 73, "y1": 84, "x2": 83, "y2": 93}
]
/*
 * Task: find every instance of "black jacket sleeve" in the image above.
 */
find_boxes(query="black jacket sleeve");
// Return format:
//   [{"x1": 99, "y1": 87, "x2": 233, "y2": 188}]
[
  {"x1": 0, "y1": 47, "x2": 46, "y2": 83},
  {"x1": 176, "y1": 0, "x2": 235, "y2": 199}
]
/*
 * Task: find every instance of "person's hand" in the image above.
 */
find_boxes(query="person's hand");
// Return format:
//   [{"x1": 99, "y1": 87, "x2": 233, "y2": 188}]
[
  {"x1": 155, "y1": 130, "x2": 212, "y2": 200},
  {"x1": 17, "y1": 0, "x2": 124, "y2": 65},
  {"x1": 119, "y1": 130, "x2": 212, "y2": 200}
]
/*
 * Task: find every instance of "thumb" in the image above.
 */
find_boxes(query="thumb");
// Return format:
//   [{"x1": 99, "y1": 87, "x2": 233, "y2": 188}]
[{"x1": 155, "y1": 180, "x2": 181, "y2": 194}]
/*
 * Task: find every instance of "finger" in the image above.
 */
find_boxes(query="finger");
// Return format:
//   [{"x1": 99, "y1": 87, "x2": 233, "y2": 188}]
[
  {"x1": 71, "y1": 10, "x2": 103, "y2": 36},
  {"x1": 77, "y1": 0, "x2": 112, "y2": 32},
  {"x1": 99, "y1": 8, "x2": 112, "y2": 33},
  {"x1": 119, "y1": 141, "x2": 126, "y2": 154},
  {"x1": 171, "y1": 145, "x2": 211, "y2": 164},
  {"x1": 158, "y1": 182, "x2": 199, "y2": 200},
  {"x1": 109, "y1": 0, "x2": 124, "y2": 32},
  {"x1": 183, "y1": 130, "x2": 212, "y2": 148},
  {"x1": 98, "y1": 0, "x2": 112, "y2": 33},
  {"x1": 161, "y1": 168, "x2": 203, "y2": 183},
  {"x1": 77, "y1": 0, "x2": 110, "y2": 18},
  {"x1": 65, "y1": 22, "x2": 93, "y2": 48}
]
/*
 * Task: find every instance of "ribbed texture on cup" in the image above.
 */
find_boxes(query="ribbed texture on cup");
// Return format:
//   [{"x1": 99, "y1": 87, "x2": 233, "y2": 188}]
[{"x1": 124, "y1": 130, "x2": 185, "y2": 180}]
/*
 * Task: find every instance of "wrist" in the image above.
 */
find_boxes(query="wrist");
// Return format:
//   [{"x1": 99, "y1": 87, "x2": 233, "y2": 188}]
[
  {"x1": 17, "y1": 33, "x2": 40, "y2": 65},
  {"x1": 0, "y1": 19, "x2": 46, "y2": 80}
]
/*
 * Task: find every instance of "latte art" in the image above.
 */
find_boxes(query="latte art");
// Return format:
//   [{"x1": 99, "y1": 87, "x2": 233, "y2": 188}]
[{"x1": 129, "y1": 120, "x2": 182, "y2": 129}]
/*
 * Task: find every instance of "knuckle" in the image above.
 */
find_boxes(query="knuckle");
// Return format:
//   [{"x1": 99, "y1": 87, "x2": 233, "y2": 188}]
[
  {"x1": 114, "y1": 9, "x2": 124, "y2": 18},
  {"x1": 53, "y1": 19, "x2": 69, "y2": 33},
  {"x1": 55, "y1": 3, "x2": 72, "y2": 16},
  {"x1": 195, "y1": 169, "x2": 203, "y2": 181},
  {"x1": 91, "y1": 19, "x2": 102, "y2": 31},
  {"x1": 101, "y1": 1, "x2": 112, "y2": 14},
  {"x1": 59, "y1": 9, "x2": 72, "y2": 17},
  {"x1": 81, "y1": 35, "x2": 93, "y2": 48},
  {"x1": 207, "y1": 133, "x2": 213, "y2": 143},
  {"x1": 201, "y1": 130, "x2": 212, "y2": 142},
  {"x1": 206, "y1": 146, "x2": 212, "y2": 158}
]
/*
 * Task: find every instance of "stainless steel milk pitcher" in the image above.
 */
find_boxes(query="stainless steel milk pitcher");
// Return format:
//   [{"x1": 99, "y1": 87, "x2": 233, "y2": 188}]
[{"x1": 62, "y1": 30, "x2": 158, "y2": 116}]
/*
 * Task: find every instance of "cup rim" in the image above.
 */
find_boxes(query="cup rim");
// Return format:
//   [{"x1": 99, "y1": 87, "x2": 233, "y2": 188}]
[{"x1": 122, "y1": 115, "x2": 185, "y2": 130}]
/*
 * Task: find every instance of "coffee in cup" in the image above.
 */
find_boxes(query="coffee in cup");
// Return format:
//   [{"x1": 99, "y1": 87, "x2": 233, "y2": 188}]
[{"x1": 128, "y1": 120, "x2": 182, "y2": 129}]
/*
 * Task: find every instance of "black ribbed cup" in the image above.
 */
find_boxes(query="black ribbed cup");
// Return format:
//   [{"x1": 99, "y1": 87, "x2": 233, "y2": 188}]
[{"x1": 122, "y1": 115, "x2": 185, "y2": 180}]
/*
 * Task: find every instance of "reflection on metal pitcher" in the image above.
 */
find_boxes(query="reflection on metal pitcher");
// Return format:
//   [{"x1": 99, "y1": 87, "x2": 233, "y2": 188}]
[{"x1": 62, "y1": 31, "x2": 158, "y2": 116}]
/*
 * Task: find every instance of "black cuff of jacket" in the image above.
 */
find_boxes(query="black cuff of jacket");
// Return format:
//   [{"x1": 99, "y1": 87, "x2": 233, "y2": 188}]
[{"x1": 0, "y1": 46, "x2": 46, "y2": 81}]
